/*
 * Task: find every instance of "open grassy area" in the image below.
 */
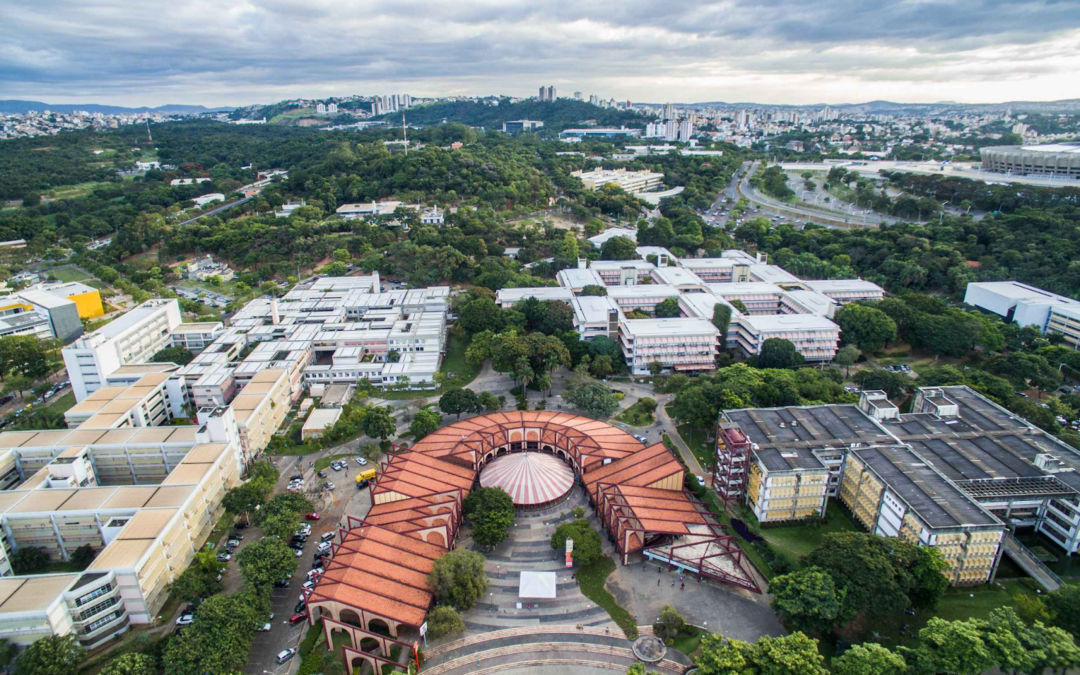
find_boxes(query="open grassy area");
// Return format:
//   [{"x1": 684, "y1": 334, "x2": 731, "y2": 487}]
[
  {"x1": 47, "y1": 391, "x2": 77, "y2": 415},
  {"x1": 578, "y1": 555, "x2": 638, "y2": 639},
  {"x1": 673, "y1": 419, "x2": 713, "y2": 470},
  {"x1": 758, "y1": 503, "x2": 859, "y2": 568},
  {"x1": 439, "y1": 331, "x2": 479, "y2": 390},
  {"x1": 314, "y1": 453, "x2": 355, "y2": 473},
  {"x1": 45, "y1": 181, "x2": 111, "y2": 200},
  {"x1": 614, "y1": 398, "x2": 655, "y2": 427},
  {"x1": 47, "y1": 267, "x2": 94, "y2": 283},
  {"x1": 670, "y1": 624, "x2": 707, "y2": 658}
]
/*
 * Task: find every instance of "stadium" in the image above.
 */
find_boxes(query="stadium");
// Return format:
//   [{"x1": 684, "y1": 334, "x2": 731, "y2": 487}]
[{"x1": 980, "y1": 143, "x2": 1080, "y2": 179}]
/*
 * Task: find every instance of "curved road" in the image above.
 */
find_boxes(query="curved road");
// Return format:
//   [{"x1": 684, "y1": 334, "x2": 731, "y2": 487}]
[
  {"x1": 736, "y1": 161, "x2": 887, "y2": 229},
  {"x1": 177, "y1": 195, "x2": 253, "y2": 225}
]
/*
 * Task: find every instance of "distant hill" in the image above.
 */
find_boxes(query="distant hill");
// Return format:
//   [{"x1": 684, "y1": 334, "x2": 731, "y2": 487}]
[
  {"x1": 670, "y1": 98, "x2": 1080, "y2": 114},
  {"x1": 0, "y1": 100, "x2": 233, "y2": 115},
  {"x1": 373, "y1": 98, "x2": 655, "y2": 130}
]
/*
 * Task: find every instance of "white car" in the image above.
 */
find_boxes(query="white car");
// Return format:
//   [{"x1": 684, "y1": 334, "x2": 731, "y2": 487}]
[
  {"x1": 355, "y1": 457, "x2": 367, "y2": 466},
  {"x1": 176, "y1": 613, "x2": 195, "y2": 626},
  {"x1": 307, "y1": 568, "x2": 324, "y2": 579},
  {"x1": 276, "y1": 649, "x2": 296, "y2": 664},
  {"x1": 294, "y1": 548, "x2": 304, "y2": 557},
  {"x1": 256, "y1": 622, "x2": 272, "y2": 632},
  {"x1": 695, "y1": 475, "x2": 706, "y2": 486}
]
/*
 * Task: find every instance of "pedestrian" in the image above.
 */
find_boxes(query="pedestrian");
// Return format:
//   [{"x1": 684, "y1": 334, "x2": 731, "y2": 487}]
[
  {"x1": 680, "y1": 582, "x2": 685, "y2": 590},
  {"x1": 671, "y1": 579, "x2": 675, "y2": 587},
  {"x1": 657, "y1": 578, "x2": 661, "y2": 586}
]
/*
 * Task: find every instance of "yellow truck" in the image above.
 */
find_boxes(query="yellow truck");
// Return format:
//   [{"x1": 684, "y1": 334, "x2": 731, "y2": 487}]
[{"x1": 355, "y1": 468, "x2": 377, "y2": 485}]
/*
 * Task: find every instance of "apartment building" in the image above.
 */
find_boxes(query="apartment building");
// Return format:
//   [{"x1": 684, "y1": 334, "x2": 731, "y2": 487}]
[
  {"x1": 619, "y1": 318, "x2": 719, "y2": 375},
  {"x1": 716, "y1": 386, "x2": 1080, "y2": 585},
  {"x1": 62, "y1": 300, "x2": 183, "y2": 401},
  {"x1": 0, "y1": 370, "x2": 255, "y2": 647}
]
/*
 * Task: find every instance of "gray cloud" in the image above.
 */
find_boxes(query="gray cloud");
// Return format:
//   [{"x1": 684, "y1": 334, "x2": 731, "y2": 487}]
[{"x1": 1, "y1": 0, "x2": 1078, "y2": 106}]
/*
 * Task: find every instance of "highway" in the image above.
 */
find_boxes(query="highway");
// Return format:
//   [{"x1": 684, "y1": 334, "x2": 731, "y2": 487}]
[{"x1": 177, "y1": 195, "x2": 253, "y2": 225}]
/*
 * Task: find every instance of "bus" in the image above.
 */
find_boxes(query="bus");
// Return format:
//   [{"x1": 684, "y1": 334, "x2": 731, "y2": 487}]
[{"x1": 355, "y1": 468, "x2": 377, "y2": 485}]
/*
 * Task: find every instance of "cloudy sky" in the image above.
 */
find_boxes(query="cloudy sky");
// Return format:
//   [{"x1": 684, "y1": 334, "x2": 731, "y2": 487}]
[{"x1": 3, "y1": 0, "x2": 1079, "y2": 107}]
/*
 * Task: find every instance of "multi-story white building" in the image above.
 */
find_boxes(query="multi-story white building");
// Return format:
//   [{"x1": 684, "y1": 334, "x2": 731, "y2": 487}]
[
  {"x1": 62, "y1": 300, "x2": 184, "y2": 401},
  {"x1": 571, "y1": 168, "x2": 665, "y2": 193},
  {"x1": 496, "y1": 241, "x2": 881, "y2": 371},
  {"x1": 964, "y1": 281, "x2": 1080, "y2": 349}
]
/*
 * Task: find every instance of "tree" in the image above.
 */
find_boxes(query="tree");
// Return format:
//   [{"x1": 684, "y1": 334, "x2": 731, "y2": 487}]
[
  {"x1": 150, "y1": 345, "x2": 195, "y2": 366},
  {"x1": 712, "y1": 303, "x2": 733, "y2": 348},
  {"x1": 757, "y1": 339, "x2": 805, "y2": 370},
  {"x1": 0, "y1": 335, "x2": 54, "y2": 379},
  {"x1": 426, "y1": 606, "x2": 465, "y2": 640},
  {"x1": 361, "y1": 406, "x2": 396, "y2": 440},
  {"x1": 98, "y1": 653, "x2": 156, "y2": 675},
  {"x1": 749, "y1": 633, "x2": 828, "y2": 675},
  {"x1": 695, "y1": 634, "x2": 753, "y2": 675},
  {"x1": 800, "y1": 533, "x2": 911, "y2": 624},
  {"x1": 463, "y1": 486, "x2": 516, "y2": 549},
  {"x1": 580, "y1": 285, "x2": 608, "y2": 297},
  {"x1": 589, "y1": 354, "x2": 613, "y2": 379},
  {"x1": 853, "y1": 369, "x2": 911, "y2": 399},
  {"x1": 458, "y1": 298, "x2": 504, "y2": 335},
  {"x1": 1044, "y1": 584, "x2": 1080, "y2": 636},
  {"x1": 260, "y1": 512, "x2": 300, "y2": 540},
  {"x1": 333, "y1": 248, "x2": 351, "y2": 263},
  {"x1": 10, "y1": 546, "x2": 49, "y2": 574},
  {"x1": 550, "y1": 518, "x2": 602, "y2": 567},
  {"x1": 600, "y1": 235, "x2": 638, "y2": 260},
  {"x1": 70, "y1": 544, "x2": 96, "y2": 571},
  {"x1": 222, "y1": 481, "x2": 270, "y2": 518},
  {"x1": 15, "y1": 635, "x2": 83, "y2": 675},
  {"x1": 654, "y1": 297, "x2": 681, "y2": 318},
  {"x1": 427, "y1": 548, "x2": 488, "y2": 611},
  {"x1": 440, "y1": 388, "x2": 479, "y2": 419},
  {"x1": 409, "y1": 408, "x2": 442, "y2": 439},
  {"x1": 238, "y1": 537, "x2": 299, "y2": 589},
  {"x1": 564, "y1": 382, "x2": 619, "y2": 419},
  {"x1": 2, "y1": 375, "x2": 34, "y2": 401},
  {"x1": 0, "y1": 639, "x2": 16, "y2": 674},
  {"x1": 478, "y1": 390, "x2": 503, "y2": 412},
  {"x1": 906, "y1": 617, "x2": 996, "y2": 675},
  {"x1": 168, "y1": 550, "x2": 221, "y2": 603},
  {"x1": 836, "y1": 304, "x2": 897, "y2": 352},
  {"x1": 162, "y1": 590, "x2": 263, "y2": 675},
  {"x1": 649, "y1": 361, "x2": 664, "y2": 376},
  {"x1": 834, "y1": 345, "x2": 860, "y2": 377},
  {"x1": 831, "y1": 643, "x2": 906, "y2": 675},
  {"x1": 322, "y1": 261, "x2": 348, "y2": 276},
  {"x1": 769, "y1": 567, "x2": 844, "y2": 634},
  {"x1": 653, "y1": 605, "x2": 686, "y2": 642}
]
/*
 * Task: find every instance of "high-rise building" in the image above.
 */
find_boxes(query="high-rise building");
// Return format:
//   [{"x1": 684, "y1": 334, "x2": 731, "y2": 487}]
[
  {"x1": 548, "y1": 86, "x2": 556, "y2": 101},
  {"x1": 677, "y1": 118, "x2": 695, "y2": 142},
  {"x1": 573, "y1": 91, "x2": 582, "y2": 100},
  {"x1": 662, "y1": 103, "x2": 675, "y2": 120},
  {"x1": 589, "y1": 94, "x2": 599, "y2": 106},
  {"x1": 538, "y1": 86, "x2": 546, "y2": 101}
]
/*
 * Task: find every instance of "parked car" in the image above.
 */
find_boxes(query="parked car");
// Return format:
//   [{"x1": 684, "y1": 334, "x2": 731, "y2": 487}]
[
  {"x1": 176, "y1": 613, "x2": 195, "y2": 626},
  {"x1": 294, "y1": 548, "x2": 304, "y2": 557},
  {"x1": 226, "y1": 539, "x2": 240, "y2": 548},
  {"x1": 324, "y1": 482, "x2": 335, "y2": 491},
  {"x1": 317, "y1": 542, "x2": 332, "y2": 554},
  {"x1": 331, "y1": 462, "x2": 343, "y2": 471},
  {"x1": 302, "y1": 580, "x2": 315, "y2": 591},
  {"x1": 305, "y1": 512, "x2": 320, "y2": 520},
  {"x1": 294, "y1": 600, "x2": 306, "y2": 614},
  {"x1": 316, "y1": 470, "x2": 328, "y2": 479},
  {"x1": 230, "y1": 533, "x2": 244, "y2": 540},
  {"x1": 320, "y1": 532, "x2": 335, "y2": 543},
  {"x1": 215, "y1": 553, "x2": 231, "y2": 562},
  {"x1": 234, "y1": 522, "x2": 249, "y2": 530},
  {"x1": 277, "y1": 648, "x2": 297, "y2": 663},
  {"x1": 695, "y1": 475, "x2": 706, "y2": 486},
  {"x1": 289, "y1": 474, "x2": 303, "y2": 482},
  {"x1": 307, "y1": 567, "x2": 324, "y2": 579},
  {"x1": 355, "y1": 457, "x2": 368, "y2": 466},
  {"x1": 274, "y1": 579, "x2": 291, "y2": 588},
  {"x1": 256, "y1": 623, "x2": 272, "y2": 632}
]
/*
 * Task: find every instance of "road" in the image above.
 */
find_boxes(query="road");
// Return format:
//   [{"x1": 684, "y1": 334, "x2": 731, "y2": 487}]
[
  {"x1": 780, "y1": 159, "x2": 1080, "y2": 189},
  {"x1": 177, "y1": 195, "x2": 253, "y2": 225},
  {"x1": 736, "y1": 161, "x2": 884, "y2": 229}
]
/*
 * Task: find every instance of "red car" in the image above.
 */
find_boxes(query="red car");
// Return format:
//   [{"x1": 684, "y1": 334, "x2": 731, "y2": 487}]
[
  {"x1": 289, "y1": 611, "x2": 308, "y2": 625},
  {"x1": 304, "y1": 513, "x2": 320, "y2": 521}
]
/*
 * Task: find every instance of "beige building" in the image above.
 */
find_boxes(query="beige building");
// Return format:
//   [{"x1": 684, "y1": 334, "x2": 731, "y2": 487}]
[{"x1": 571, "y1": 168, "x2": 665, "y2": 193}]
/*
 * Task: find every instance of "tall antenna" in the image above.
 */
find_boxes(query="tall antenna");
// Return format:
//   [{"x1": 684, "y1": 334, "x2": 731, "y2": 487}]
[
  {"x1": 145, "y1": 119, "x2": 152, "y2": 144},
  {"x1": 402, "y1": 113, "x2": 408, "y2": 155}
]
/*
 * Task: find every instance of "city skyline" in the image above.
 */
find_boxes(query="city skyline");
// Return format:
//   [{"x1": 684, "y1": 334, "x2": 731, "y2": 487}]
[{"x1": 2, "y1": 0, "x2": 1079, "y2": 107}]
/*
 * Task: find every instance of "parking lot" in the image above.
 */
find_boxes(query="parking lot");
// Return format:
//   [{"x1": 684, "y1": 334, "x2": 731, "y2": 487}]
[{"x1": 241, "y1": 453, "x2": 374, "y2": 675}]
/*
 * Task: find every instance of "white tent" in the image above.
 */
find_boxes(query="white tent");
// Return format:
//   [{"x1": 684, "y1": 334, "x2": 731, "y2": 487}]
[{"x1": 518, "y1": 571, "x2": 557, "y2": 599}]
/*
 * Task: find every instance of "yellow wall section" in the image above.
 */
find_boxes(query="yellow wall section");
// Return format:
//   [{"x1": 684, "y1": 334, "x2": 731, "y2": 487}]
[{"x1": 68, "y1": 290, "x2": 104, "y2": 319}]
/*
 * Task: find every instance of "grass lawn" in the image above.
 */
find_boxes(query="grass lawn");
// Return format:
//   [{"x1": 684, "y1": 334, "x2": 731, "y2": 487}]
[
  {"x1": 852, "y1": 580, "x2": 1038, "y2": 651},
  {"x1": 578, "y1": 555, "x2": 638, "y2": 639},
  {"x1": 670, "y1": 624, "x2": 707, "y2": 658},
  {"x1": 439, "y1": 332, "x2": 480, "y2": 390},
  {"x1": 46, "y1": 391, "x2": 77, "y2": 415},
  {"x1": 672, "y1": 419, "x2": 713, "y2": 470},
  {"x1": 314, "y1": 453, "x2": 355, "y2": 473},
  {"x1": 268, "y1": 421, "x2": 322, "y2": 456},
  {"x1": 45, "y1": 181, "x2": 110, "y2": 200},
  {"x1": 614, "y1": 399, "x2": 656, "y2": 427},
  {"x1": 758, "y1": 502, "x2": 859, "y2": 568},
  {"x1": 47, "y1": 267, "x2": 94, "y2": 283}
]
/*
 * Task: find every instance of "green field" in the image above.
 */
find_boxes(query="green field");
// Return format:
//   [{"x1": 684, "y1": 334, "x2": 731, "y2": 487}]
[
  {"x1": 614, "y1": 398, "x2": 656, "y2": 427},
  {"x1": 45, "y1": 181, "x2": 110, "y2": 200},
  {"x1": 439, "y1": 332, "x2": 479, "y2": 389},
  {"x1": 314, "y1": 453, "x2": 356, "y2": 473},
  {"x1": 46, "y1": 391, "x2": 77, "y2": 415},
  {"x1": 758, "y1": 502, "x2": 859, "y2": 567},
  {"x1": 47, "y1": 267, "x2": 93, "y2": 283}
]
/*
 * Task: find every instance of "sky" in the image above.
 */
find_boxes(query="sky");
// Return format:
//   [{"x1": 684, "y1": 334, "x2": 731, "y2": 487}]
[{"x1": 3, "y1": 0, "x2": 1080, "y2": 108}]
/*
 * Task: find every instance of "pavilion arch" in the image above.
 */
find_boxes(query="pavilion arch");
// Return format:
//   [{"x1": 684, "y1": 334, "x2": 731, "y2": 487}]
[
  {"x1": 359, "y1": 637, "x2": 380, "y2": 653},
  {"x1": 339, "y1": 609, "x2": 363, "y2": 628},
  {"x1": 426, "y1": 531, "x2": 446, "y2": 548},
  {"x1": 367, "y1": 618, "x2": 391, "y2": 637}
]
